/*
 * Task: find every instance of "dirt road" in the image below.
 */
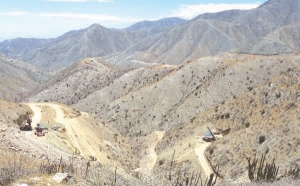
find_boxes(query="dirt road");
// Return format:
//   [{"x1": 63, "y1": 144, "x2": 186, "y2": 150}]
[
  {"x1": 137, "y1": 131, "x2": 165, "y2": 175},
  {"x1": 24, "y1": 102, "x2": 88, "y2": 158},
  {"x1": 195, "y1": 139, "x2": 214, "y2": 177},
  {"x1": 48, "y1": 103, "x2": 86, "y2": 157},
  {"x1": 26, "y1": 103, "x2": 42, "y2": 127}
]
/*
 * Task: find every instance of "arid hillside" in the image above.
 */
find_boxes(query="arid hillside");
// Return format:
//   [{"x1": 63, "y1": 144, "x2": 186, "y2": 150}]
[
  {"x1": 237, "y1": 22, "x2": 300, "y2": 55},
  {"x1": 0, "y1": 61, "x2": 300, "y2": 185},
  {"x1": 1, "y1": 0, "x2": 300, "y2": 71},
  {"x1": 154, "y1": 64, "x2": 300, "y2": 182},
  {"x1": 0, "y1": 53, "x2": 52, "y2": 101},
  {"x1": 26, "y1": 54, "x2": 300, "y2": 137},
  {"x1": 22, "y1": 53, "x2": 300, "y2": 184},
  {"x1": 1, "y1": 99, "x2": 137, "y2": 169},
  {"x1": 0, "y1": 0, "x2": 299, "y2": 184},
  {"x1": 0, "y1": 99, "x2": 151, "y2": 184}
]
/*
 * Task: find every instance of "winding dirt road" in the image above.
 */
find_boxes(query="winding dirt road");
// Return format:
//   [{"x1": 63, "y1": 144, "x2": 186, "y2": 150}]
[
  {"x1": 23, "y1": 102, "x2": 137, "y2": 170},
  {"x1": 24, "y1": 103, "x2": 86, "y2": 157},
  {"x1": 137, "y1": 131, "x2": 165, "y2": 175},
  {"x1": 195, "y1": 140, "x2": 214, "y2": 177},
  {"x1": 26, "y1": 103, "x2": 42, "y2": 127},
  {"x1": 25, "y1": 102, "x2": 215, "y2": 178}
]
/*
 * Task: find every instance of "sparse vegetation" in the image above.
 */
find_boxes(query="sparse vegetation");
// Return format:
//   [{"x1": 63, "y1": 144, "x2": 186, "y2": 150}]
[
  {"x1": 245, "y1": 122, "x2": 250, "y2": 128},
  {"x1": 286, "y1": 166, "x2": 300, "y2": 179},
  {"x1": 224, "y1": 113, "x2": 230, "y2": 119},
  {"x1": 245, "y1": 154, "x2": 279, "y2": 182},
  {"x1": 259, "y1": 135, "x2": 266, "y2": 144},
  {"x1": 1, "y1": 36, "x2": 300, "y2": 186}
]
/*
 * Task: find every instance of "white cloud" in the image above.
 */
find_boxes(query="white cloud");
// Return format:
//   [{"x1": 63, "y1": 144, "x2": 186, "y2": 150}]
[
  {"x1": 46, "y1": 0, "x2": 87, "y2": 2},
  {"x1": 39, "y1": 13, "x2": 134, "y2": 22},
  {"x1": 0, "y1": 10, "x2": 139, "y2": 25},
  {"x1": 0, "y1": 11, "x2": 29, "y2": 16},
  {"x1": 98, "y1": 0, "x2": 113, "y2": 2},
  {"x1": 171, "y1": 3, "x2": 261, "y2": 19},
  {"x1": 45, "y1": 0, "x2": 113, "y2": 2}
]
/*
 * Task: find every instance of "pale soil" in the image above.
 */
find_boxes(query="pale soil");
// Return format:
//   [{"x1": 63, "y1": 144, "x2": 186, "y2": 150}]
[
  {"x1": 25, "y1": 102, "x2": 85, "y2": 156},
  {"x1": 25, "y1": 103, "x2": 42, "y2": 127},
  {"x1": 195, "y1": 139, "x2": 214, "y2": 177},
  {"x1": 136, "y1": 131, "x2": 165, "y2": 175},
  {"x1": 22, "y1": 102, "x2": 135, "y2": 172}
]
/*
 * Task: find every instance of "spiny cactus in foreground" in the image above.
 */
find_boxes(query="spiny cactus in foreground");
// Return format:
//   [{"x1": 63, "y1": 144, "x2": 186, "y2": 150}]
[{"x1": 245, "y1": 153, "x2": 279, "y2": 182}]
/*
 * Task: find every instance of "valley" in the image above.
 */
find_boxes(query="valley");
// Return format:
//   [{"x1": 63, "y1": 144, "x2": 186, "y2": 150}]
[{"x1": 0, "y1": 0, "x2": 300, "y2": 185}]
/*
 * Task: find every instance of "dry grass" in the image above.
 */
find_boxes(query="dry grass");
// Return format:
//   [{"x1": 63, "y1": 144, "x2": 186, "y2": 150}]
[
  {"x1": 0, "y1": 148, "x2": 299, "y2": 186},
  {"x1": 0, "y1": 151, "x2": 39, "y2": 185}
]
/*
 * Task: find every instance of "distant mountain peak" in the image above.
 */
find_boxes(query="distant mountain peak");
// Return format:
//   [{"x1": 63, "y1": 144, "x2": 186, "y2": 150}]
[
  {"x1": 125, "y1": 17, "x2": 187, "y2": 31},
  {"x1": 87, "y1": 23, "x2": 106, "y2": 30},
  {"x1": 258, "y1": 0, "x2": 299, "y2": 8}
]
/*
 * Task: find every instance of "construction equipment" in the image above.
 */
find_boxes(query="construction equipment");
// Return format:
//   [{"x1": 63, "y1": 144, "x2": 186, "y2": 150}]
[
  {"x1": 20, "y1": 113, "x2": 32, "y2": 131},
  {"x1": 216, "y1": 127, "x2": 231, "y2": 136},
  {"x1": 34, "y1": 124, "x2": 48, "y2": 136},
  {"x1": 34, "y1": 124, "x2": 48, "y2": 137},
  {"x1": 203, "y1": 127, "x2": 216, "y2": 142},
  {"x1": 20, "y1": 123, "x2": 32, "y2": 131}
]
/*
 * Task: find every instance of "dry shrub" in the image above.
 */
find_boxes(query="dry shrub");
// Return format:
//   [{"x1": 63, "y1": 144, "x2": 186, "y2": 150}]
[{"x1": 0, "y1": 151, "x2": 39, "y2": 185}]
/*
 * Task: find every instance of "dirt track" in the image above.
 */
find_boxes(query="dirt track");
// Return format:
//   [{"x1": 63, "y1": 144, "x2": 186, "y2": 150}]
[
  {"x1": 136, "y1": 131, "x2": 165, "y2": 175},
  {"x1": 25, "y1": 102, "x2": 214, "y2": 177},
  {"x1": 195, "y1": 140, "x2": 214, "y2": 177},
  {"x1": 26, "y1": 103, "x2": 42, "y2": 127},
  {"x1": 24, "y1": 102, "x2": 99, "y2": 161}
]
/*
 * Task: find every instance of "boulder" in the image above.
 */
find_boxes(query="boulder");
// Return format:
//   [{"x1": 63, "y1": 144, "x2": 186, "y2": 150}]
[{"x1": 52, "y1": 173, "x2": 72, "y2": 183}]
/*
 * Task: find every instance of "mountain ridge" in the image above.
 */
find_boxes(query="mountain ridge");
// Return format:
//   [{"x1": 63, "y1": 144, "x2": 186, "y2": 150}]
[{"x1": 1, "y1": 0, "x2": 300, "y2": 71}]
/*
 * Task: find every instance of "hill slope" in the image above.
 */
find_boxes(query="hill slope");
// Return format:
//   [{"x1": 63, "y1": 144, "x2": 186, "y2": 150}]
[
  {"x1": 236, "y1": 22, "x2": 300, "y2": 54},
  {"x1": 21, "y1": 24, "x2": 137, "y2": 70},
  {"x1": 0, "y1": 38, "x2": 52, "y2": 58},
  {"x1": 125, "y1": 17, "x2": 187, "y2": 31},
  {"x1": 154, "y1": 64, "x2": 300, "y2": 182},
  {"x1": 0, "y1": 53, "x2": 52, "y2": 101},
  {"x1": 24, "y1": 53, "x2": 300, "y2": 183},
  {"x1": 1, "y1": 0, "x2": 300, "y2": 71},
  {"x1": 100, "y1": 0, "x2": 300, "y2": 67},
  {"x1": 26, "y1": 53, "x2": 300, "y2": 137}
]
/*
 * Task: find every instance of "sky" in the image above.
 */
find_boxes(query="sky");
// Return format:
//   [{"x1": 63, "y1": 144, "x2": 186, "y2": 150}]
[{"x1": 0, "y1": 0, "x2": 266, "y2": 41}]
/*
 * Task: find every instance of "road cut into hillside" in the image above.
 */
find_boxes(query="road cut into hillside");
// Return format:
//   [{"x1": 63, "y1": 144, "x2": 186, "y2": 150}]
[
  {"x1": 195, "y1": 139, "x2": 214, "y2": 178},
  {"x1": 135, "y1": 131, "x2": 165, "y2": 175},
  {"x1": 25, "y1": 103, "x2": 86, "y2": 156},
  {"x1": 23, "y1": 102, "x2": 123, "y2": 167},
  {"x1": 26, "y1": 103, "x2": 42, "y2": 127}
]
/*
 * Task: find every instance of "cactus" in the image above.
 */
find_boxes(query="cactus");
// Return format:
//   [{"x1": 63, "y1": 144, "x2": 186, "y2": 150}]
[
  {"x1": 287, "y1": 166, "x2": 300, "y2": 179},
  {"x1": 255, "y1": 154, "x2": 279, "y2": 181},
  {"x1": 245, "y1": 154, "x2": 279, "y2": 182}
]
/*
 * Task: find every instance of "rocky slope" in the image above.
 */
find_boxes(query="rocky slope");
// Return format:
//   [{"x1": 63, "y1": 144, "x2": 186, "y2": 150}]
[
  {"x1": 205, "y1": 64, "x2": 300, "y2": 182},
  {"x1": 26, "y1": 53, "x2": 300, "y2": 138},
  {"x1": 1, "y1": 99, "x2": 192, "y2": 185},
  {"x1": 2, "y1": 0, "x2": 300, "y2": 71},
  {"x1": 23, "y1": 53, "x2": 300, "y2": 183},
  {"x1": 96, "y1": 0, "x2": 300, "y2": 67},
  {"x1": 154, "y1": 64, "x2": 300, "y2": 182},
  {"x1": 0, "y1": 38, "x2": 52, "y2": 58},
  {"x1": 0, "y1": 53, "x2": 52, "y2": 101},
  {"x1": 21, "y1": 24, "x2": 137, "y2": 70},
  {"x1": 236, "y1": 22, "x2": 300, "y2": 54},
  {"x1": 125, "y1": 17, "x2": 187, "y2": 31},
  {"x1": 0, "y1": 18, "x2": 186, "y2": 71},
  {"x1": 120, "y1": 0, "x2": 300, "y2": 65}
]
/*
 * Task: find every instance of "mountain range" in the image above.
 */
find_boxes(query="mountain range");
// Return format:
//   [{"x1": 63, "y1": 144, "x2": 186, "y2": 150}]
[
  {"x1": 0, "y1": 53, "x2": 52, "y2": 101},
  {"x1": 0, "y1": 0, "x2": 300, "y2": 184},
  {"x1": 1, "y1": 0, "x2": 300, "y2": 71}
]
